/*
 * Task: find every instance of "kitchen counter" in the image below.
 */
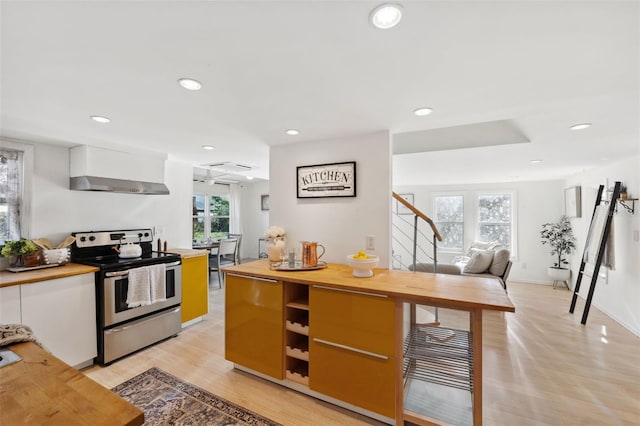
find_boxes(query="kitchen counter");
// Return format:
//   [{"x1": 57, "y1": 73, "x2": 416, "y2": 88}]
[
  {"x1": 166, "y1": 248, "x2": 209, "y2": 258},
  {"x1": 0, "y1": 342, "x2": 143, "y2": 425},
  {"x1": 0, "y1": 263, "x2": 99, "y2": 288},
  {"x1": 224, "y1": 260, "x2": 515, "y2": 313}
]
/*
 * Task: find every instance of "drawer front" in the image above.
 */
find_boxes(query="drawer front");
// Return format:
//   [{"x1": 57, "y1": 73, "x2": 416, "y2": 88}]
[
  {"x1": 310, "y1": 337, "x2": 395, "y2": 418},
  {"x1": 225, "y1": 274, "x2": 283, "y2": 379},
  {"x1": 310, "y1": 285, "x2": 395, "y2": 356}
]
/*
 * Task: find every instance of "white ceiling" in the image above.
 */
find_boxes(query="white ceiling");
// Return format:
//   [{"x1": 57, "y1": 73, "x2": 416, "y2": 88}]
[{"x1": 1, "y1": 1, "x2": 638, "y2": 185}]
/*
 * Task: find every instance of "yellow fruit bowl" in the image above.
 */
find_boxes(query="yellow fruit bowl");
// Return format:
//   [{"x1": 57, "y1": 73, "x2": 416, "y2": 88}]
[{"x1": 346, "y1": 254, "x2": 379, "y2": 278}]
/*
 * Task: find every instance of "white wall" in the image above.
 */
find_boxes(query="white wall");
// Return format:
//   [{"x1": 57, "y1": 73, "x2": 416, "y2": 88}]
[
  {"x1": 564, "y1": 155, "x2": 640, "y2": 336},
  {"x1": 393, "y1": 180, "x2": 565, "y2": 283},
  {"x1": 22, "y1": 141, "x2": 192, "y2": 251},
  {"x1": 238, "y1": 179, "x2": 270, "y2": 260},
  {"x1": 269, "y1": 131, "x2": 392, "y2": 267}
]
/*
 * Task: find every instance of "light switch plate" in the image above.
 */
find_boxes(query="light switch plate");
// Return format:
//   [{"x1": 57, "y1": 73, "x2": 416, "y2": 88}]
[{"x1": 366, "y1": 235, "x2": 375, "y2": 250}]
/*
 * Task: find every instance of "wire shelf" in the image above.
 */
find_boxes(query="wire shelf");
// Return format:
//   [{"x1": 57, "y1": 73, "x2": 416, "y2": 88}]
[{"x1": 403, "y1": 324, "x2": 473, "y2": 392}]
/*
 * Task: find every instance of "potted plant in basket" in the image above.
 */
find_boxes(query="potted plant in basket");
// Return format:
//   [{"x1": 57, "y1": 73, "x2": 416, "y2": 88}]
[
  {"x1": 540, "y1": 215, "x2": 576, "y2": 282},
  {"x1": 1, "y1": 238, "x2": 41, "y2": 267}
]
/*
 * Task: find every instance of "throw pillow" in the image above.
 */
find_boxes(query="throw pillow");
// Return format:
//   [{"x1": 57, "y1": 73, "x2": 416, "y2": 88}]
[
  {"x1": 489, "y1": 248, "x2": 511, "y2": 276},
  {"x1": 466, "y1": 241, "x2": 501, "y2": 256},
  {"x1": 463, "y1": 249, "x2": 494, "y2": 274},
  {"x1": 452, "y1": 255, "x2": 471, "y2": 264}
]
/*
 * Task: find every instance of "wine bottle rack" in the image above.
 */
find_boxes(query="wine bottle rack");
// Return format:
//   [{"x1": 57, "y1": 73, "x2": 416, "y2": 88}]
[{"x1": 284, "y1": 282, "x2": 310, "y2": 386}]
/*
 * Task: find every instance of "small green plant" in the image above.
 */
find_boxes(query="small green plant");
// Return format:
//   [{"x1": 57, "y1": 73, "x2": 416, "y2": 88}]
[
  {"x1": 540, "y1": 215, "x2": 576, "y2": 268},
  {"x1": 1, "y1": 238, "x2": 38, "y2": 257}
]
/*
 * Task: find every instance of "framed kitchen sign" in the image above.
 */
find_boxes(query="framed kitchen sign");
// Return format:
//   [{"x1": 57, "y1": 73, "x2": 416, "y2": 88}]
[{"x1": 297, "y1": 161, "x2": 356, "y2": 198}]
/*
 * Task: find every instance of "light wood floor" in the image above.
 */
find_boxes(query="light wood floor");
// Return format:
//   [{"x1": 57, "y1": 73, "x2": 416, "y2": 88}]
[{"x1": 84, "y1": 276, "x2": 640, "y2": 426}]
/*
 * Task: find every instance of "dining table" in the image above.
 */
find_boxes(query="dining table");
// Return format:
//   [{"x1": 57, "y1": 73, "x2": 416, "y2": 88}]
[{"x1": 192, "y1": 239, "x2": 221, "y2": 254}]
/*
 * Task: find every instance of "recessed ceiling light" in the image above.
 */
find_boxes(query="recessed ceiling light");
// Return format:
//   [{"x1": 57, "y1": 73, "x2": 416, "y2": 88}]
[
  {"x1": 201, "y1": 145, "x2": 215, "y2": 150},
  {"x1": 530, "y1": 160, "x2": 542, "y2": 164},
  {"x1": 570, "y1": 123, "x2": 592, "y2": 130},
  {"x1": 413, "y1": 107, "x2": 433, "y2": 116},
  {"x1": 285, "y1": 129, "x2": 300, "y2": 136},
  {"x1": 370, "y1": 3, "x2": 403, "y2": 29},
  {"x1": 90, "y1": 115, "x2": 110, "y2": 123},
  {"x1": 178, "y1": 78, "x2": 202, "y2": 91},
  {"x1": 247, "y1": 176, "x2": 254, "y2": 180}
]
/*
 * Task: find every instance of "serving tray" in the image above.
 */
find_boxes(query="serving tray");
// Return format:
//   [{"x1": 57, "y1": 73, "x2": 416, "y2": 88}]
[
  {"x1": 6, "y1": 263, "x2": 64, "y2": 273},
  {"x1": 270, "y1": 261, "x2": 327, "y2": 271}
]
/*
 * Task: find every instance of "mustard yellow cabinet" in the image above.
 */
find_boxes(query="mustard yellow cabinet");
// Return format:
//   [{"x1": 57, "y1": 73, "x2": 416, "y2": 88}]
[
  {"x1": 180, "y1": 252, "x2": 209, "y2": 323},
  {"x1": 225, "y1": 273, "x2": 283, "y2": 379},
  {"x1": 309, "y1": 285, "x2": 396, "y2": 418}
]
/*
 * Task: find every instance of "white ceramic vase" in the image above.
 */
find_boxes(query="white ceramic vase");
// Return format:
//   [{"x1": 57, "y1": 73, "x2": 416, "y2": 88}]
[
  {"x1": 547, "y1": 267, "x2": 570, "y2": 281},
  {"x1": 266, "y1": 236, "x2": 286, "y2": 262}
]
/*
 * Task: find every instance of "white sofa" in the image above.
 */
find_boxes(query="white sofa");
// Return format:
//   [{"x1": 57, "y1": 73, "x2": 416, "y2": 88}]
[{"x1": 409, "y1": 241, "x2": 512, "y2": 291}]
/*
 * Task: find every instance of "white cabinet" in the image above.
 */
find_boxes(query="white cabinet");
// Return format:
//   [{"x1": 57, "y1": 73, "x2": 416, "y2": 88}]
[
  {"x1": 0, "y1": 285, "x2": 21, "y2": 324},
  {"x1": 21, "y1": 273, "x2": 97, "y2": 368}
]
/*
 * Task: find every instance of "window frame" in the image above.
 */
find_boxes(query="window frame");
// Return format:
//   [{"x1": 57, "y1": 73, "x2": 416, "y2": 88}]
[
  {"x1": 474, "y1": 191, "x2": 517, "y2": 258},
  {"x1": 432, "y1": 192, "x2": 465, "y2": 253},
  {"x1": 0, "y1": 139, "x2": 33, "y2": 243},
  {"x1": 429, "y1": 189, "x2": 517, "y2": 259},
  {"x1": 208, "y1": 194, "x2": 230, "y2": 238},
  {"x1": 192, "y1": 193, "x2": 230, "y2": 242}
]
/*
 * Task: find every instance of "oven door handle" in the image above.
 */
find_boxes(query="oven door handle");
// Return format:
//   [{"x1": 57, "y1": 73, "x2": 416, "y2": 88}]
[
  {"x1": 104, "y1": 261, "x2": 181, "y2": 278},
  {"x1": 105, "y1": 270, "x2": 129, "y2": 278}
]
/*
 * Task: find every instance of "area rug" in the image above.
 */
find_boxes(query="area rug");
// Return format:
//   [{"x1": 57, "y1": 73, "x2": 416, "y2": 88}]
[{"x1": 112, "y1": 367, "x2": 282, "y2": 426}]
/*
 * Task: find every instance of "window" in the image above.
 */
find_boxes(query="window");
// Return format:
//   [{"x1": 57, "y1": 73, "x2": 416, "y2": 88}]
[
  {"x1": 0, "y1": 149, "x2": 23, "y2": 244},
  {"x1": 433, "y1": 195, "x2": 464, "y2": 250},
  {"x1": 192, "y1": 194, "x2": 230, "y2": 241},
  {"x1": 477, "y1": 193, "x2": 512, "y2": 250},
  {"x1": 429, "y1": 190, "x2": 516, "y2": 257}
]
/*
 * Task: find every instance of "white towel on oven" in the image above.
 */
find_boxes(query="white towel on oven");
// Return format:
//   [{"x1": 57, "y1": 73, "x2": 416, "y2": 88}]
[
  {"x1": 149, "y1": 263, "x2": 167, "y2": 303},
  {"x1": 127, "y1": 266, "x2": 151, "y2": 307}
]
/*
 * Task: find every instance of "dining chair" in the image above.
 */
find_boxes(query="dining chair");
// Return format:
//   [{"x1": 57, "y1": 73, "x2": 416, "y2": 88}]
[
  {"x1": 226, "y1": 233, "x2": 242, "y2": 264},
  {"x1": 210, "y1": 238, "x2": 238, "y2": 288}
]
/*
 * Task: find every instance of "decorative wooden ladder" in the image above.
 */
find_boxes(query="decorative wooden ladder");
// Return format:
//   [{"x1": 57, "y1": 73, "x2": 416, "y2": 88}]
[{"x1": 569, "y1": 181, "x2": 621, "y2": 324}]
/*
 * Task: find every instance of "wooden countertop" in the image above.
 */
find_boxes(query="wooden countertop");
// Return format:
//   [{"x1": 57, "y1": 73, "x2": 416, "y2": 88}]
[
  {"x1": 0, "y1": 342, "x2": 143, "y2": 426},
  {"x1": 224, "y1": 260, "x2": 515, "y2": 313},
  {"x1": 0, "y1": 263, "x2": 99, "y2": 288},
  {"x1": 166, "y1": 248, "x2": 209, "y2": 259}
]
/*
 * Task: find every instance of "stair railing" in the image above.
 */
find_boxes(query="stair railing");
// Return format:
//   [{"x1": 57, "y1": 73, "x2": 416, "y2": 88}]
[
  {"x1": 392, "y1": 192, "x2": 442, "y2": 272},
  {"x1": 392, "y1": 192, "x2": 444, "y2": 325}
]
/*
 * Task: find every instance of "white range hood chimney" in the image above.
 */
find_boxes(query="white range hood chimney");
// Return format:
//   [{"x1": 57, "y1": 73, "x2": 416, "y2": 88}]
[{"x1": 69, "y1": 145, "x2": 170, "y2": 195}]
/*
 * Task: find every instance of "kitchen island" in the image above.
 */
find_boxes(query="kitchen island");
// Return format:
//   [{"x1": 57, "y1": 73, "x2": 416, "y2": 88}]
[{"x1": 223, "y1": 260, "x2": 515, "y2": 426}]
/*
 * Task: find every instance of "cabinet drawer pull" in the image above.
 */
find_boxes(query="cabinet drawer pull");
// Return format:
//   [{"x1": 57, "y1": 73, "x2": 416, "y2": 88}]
[
  {"x1": 313, "y1": 338, "x2": 388, "y2": 360},
  {"x1": 227, "y1": 273, "x2": 278, "y2": 283},
  {"x1": 312, "y1": 285, "x2": 388, "y2": 299}
]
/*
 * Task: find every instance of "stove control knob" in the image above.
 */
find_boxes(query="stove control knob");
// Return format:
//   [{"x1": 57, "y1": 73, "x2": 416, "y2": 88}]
[
  {"x1": 144, "y1": 232, "x2": 150, "y2": 237},
  {"x1": 80, "y1": 236, "x2": 86, "y2": 242},
  {"x1": 89, "y1": 236, "x2": 96, "y2": 241},
  {"x1": 138, "y1": 232, "x2": 143, "y2": 238}
]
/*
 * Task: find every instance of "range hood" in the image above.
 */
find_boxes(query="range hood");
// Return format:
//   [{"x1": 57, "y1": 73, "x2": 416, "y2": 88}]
[
  {"x1": 70, "y1": 176, "x2": 169, "y2": 194},
  {"x1": 69, "y1": 145, "x2": 169, "y2": 195}
]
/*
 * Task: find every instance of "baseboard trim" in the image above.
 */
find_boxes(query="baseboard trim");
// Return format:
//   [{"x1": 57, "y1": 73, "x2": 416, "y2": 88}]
[{"x1": 509, "y1": 279, "x2": 554, "y2": 286}]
